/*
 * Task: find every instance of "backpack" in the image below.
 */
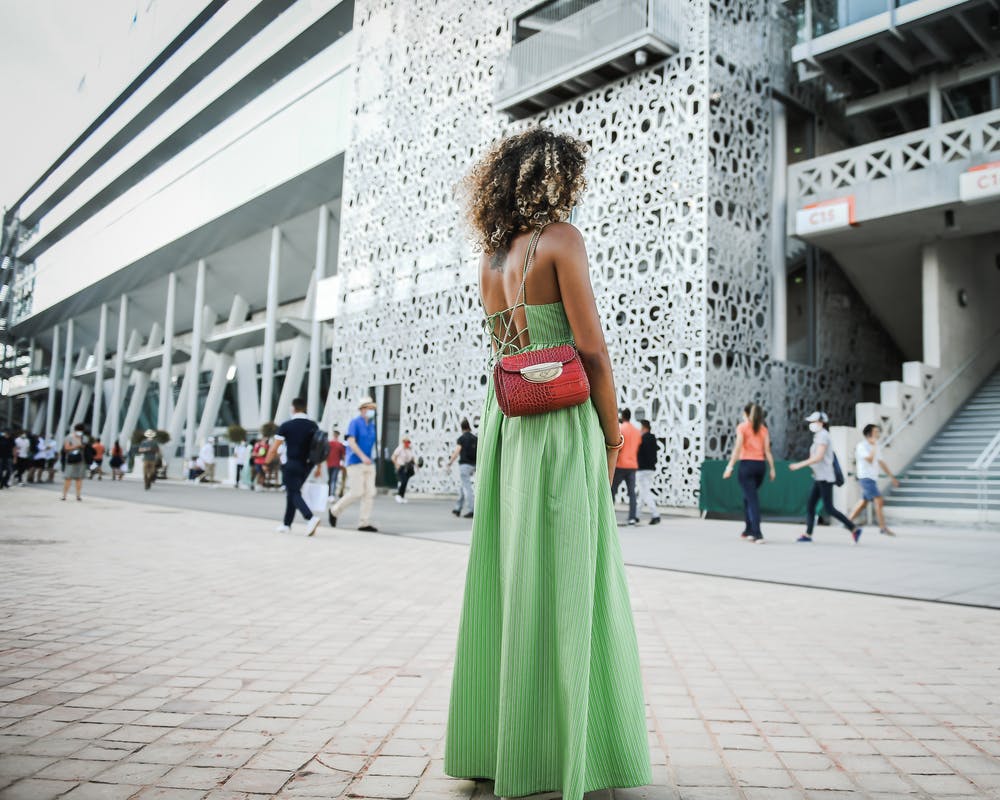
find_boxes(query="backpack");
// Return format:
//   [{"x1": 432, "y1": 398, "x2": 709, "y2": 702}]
[
  {"x1": 307, "y1": 425, "x2": 329, "y2": 466},
  {"x1": 832, "y1": 453, "x2": 845, "y2": 487}
]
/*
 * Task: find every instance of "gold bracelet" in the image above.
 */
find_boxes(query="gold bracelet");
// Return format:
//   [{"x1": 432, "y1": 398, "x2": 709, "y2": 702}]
[{"x1": 605, "y1": 434, "x2": 625, "y2": 451}]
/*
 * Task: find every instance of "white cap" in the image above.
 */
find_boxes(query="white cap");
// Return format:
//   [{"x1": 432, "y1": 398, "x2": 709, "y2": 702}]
[
  {"x1": 206, "y1": 436, "x2": 215, "y2": 444},
  {"x1": 358, "y1": 396, "x2": 375, "y2": 408},
  {"x1": 805, "y1": 411, "x2": 829, "y2": 423}
]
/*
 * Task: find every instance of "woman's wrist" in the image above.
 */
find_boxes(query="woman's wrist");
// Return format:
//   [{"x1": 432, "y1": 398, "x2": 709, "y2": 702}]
[{"x1": 605, "y1": 434, "x2": 624, "y2": 450}]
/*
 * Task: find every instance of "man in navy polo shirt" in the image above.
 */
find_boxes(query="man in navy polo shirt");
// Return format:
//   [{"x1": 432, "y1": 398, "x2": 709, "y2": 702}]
[
  {"x1": 267, "y1": 397, "x2": 321, "y2": 536},
  {"x1": 328, "y1": 396, "x2": 379, "y2": 532}
]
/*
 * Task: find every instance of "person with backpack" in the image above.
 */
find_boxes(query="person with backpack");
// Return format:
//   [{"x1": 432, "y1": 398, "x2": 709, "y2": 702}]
[
  {"x1": 61, "y1": 424, "x2": 88, "y2": 501},
  {"x1": 137, "y1": 430, "x2": 161, "y2": 490},
  {"x1": 266, "y1": 397, "x2": 322, "y2": 536},
  {"x1": 447, "y1": 418, "x2": 477, "y2": 519},
  {"x1": 789, "y1": 411, "x2": 862, "y2": 544}
]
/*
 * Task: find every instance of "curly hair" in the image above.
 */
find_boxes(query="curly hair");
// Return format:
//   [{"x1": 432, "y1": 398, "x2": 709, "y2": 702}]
[{"x1": 462, "y1": 127, "x2": 589, "y2": 254}]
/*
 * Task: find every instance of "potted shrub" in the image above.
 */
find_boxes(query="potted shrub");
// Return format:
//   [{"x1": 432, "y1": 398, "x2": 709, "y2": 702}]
[{"x1": 227, "y1": 424, "x2": 247, "y2": 444}]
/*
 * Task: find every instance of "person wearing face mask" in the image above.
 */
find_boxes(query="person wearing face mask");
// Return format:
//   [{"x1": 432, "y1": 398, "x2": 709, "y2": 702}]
[
  {"x1": 789, "y1": 411, "x2": 862, "y2": 544},
  {"x1": 328, "y1": 396, "x2": 379, "y2": 532}
]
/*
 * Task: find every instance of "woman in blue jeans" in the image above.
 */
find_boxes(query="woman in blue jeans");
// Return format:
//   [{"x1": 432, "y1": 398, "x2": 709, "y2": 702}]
[
  {"x1": 790, "y1": 411, "x2": 862, "y2": 544},
  {"x1": 723, "y1": 403, "x2": 776, "y2": 543}
]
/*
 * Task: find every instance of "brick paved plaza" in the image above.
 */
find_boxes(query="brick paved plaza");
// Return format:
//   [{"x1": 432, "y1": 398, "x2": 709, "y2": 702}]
[{"x1": 2, "y1": 491, "x2": 1000, "y2": 800}]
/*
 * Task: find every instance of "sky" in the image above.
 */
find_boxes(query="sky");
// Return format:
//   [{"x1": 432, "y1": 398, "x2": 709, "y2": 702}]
[{"x1": 0, "y1": 0, "x2": 206, "y2": 213}]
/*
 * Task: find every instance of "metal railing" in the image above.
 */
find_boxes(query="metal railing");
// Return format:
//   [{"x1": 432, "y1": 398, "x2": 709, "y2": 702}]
[
  {"x1": 800, "y1": 0, "x2": 938, "y2": 43},
  {"x1": 790, "y1": 108, "x2": 1000, "y2": 202},
  {"x1": 969, "y1": 429, "x2": 1000, "y2": 520},
  {"x1": 497, "y1": 0, "x2": 682, "y2": 105},
  {"x1": 883, "y1": 327, "x2": 1000, "y2": 450}
]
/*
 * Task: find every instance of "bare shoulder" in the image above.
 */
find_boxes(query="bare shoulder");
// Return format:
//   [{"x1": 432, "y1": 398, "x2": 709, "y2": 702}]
[{"x1": 540, "y1": 221, "x2": 585, "y2": 249}]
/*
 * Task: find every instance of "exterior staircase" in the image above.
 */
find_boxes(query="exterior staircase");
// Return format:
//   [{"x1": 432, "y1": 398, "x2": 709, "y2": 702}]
[{"x1": 885, "y1": 369, "x2": 1000, "y2": 520}]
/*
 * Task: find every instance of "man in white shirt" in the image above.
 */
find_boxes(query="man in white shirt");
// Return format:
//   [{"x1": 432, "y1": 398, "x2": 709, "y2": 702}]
[
  {"x1": 199, "y1": 437, "x2": 217, "y2": 483},
  {"x1": 232, "y1": 441, "x2": 250, "y2": 488},
  {"x1": 14, "y1": 431, "x2": 31, "y2": 486},
  {"x1": 849, "y1": 424, "x2": 900, "y2": 536}
]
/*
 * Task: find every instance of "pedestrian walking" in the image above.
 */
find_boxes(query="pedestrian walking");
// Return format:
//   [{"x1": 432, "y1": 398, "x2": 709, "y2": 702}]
[
  {"x1": 0, "y1": 430, "x2": 14, "y2": 489},
  {"x1": 391, "y1": 435, "x2": 418, "y2": 503},
  {"x1": 790, "y1": 411, "x2": 862, "y2": 543},
  {"x1": 40, "y1": 434, "x2": 58, "y2": 483},
  {"x1": 722, "y1": 403, "x2": 776, "y2": 543},
  {"x1": 14, "y1": 430, "x2": 30, "y2": 486},
  {"x1": 137, "y1": 430, "x2": 161, "y2": 490},
  {"x1": 199, "y1": 437, "x2": 217, "y2": 482},
  {"x1": 89, "y1": 439, "x2": 106, "y2": 479},
  {"x1": 266, "y1": 397, "x2": 322, "y2": 536},
  {"x1": 251, "y1": 438, "x2": 268, "y2": 489},
  {"x1": 109, "y1": 441, "x2": 125, "y2": 480},
  {"x1": 849, "y1": 424, "x2": 901, "y2": 536},
  {"x1": 445, "y1": 128, "x2": 651, "y2": 799},
  {"x1": 611, "y1": 408, "x2": 641, "y2": 524},
  {"x1": 232, "y1": 440, "x2": 250, "y2": 488},
  {"x1": 326, "y1": 429, "x2": 346, "y2": 500},
  {"x1": 635, "y1": 419, "x2": 661, "y2": 524},
  {"x1": 447, "y1": 419, "x2": 477, "y2": 518},
  {"x1": 29, "y1": 434, "x2": 46, "y2": 483},
  {"x1": 328, "y1": 397, "x2": 379, "y2": 532},
  {"x1": 61, "y1": 424, "x2": 87, "y2": 501}
]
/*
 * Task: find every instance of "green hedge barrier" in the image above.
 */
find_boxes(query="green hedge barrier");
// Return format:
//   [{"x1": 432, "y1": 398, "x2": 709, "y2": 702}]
[{"x1": 699, "y1": 459, "x2": 815, "y2": 517}]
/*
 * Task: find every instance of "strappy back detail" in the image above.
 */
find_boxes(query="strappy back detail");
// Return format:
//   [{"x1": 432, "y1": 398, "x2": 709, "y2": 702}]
[{"x1": 483, "y1": 224, "x2": 548, "y2": 363}]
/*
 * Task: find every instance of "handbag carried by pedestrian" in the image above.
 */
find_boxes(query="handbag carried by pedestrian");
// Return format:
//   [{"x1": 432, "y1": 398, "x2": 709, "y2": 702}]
[{"x1": 491, "y1": 226, "x2": 590, "y2": 418}]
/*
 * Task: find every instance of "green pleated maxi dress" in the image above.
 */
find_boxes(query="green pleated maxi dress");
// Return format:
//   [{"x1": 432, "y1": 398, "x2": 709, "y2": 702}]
[{"x1": 444, "y1": 300, "x2": 652, "y2": 799}]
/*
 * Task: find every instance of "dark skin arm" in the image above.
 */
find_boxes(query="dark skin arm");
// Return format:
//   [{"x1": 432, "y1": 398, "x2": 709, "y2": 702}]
[{"x1": 480, "y1": 222, "x2": 619, "y2": 482}]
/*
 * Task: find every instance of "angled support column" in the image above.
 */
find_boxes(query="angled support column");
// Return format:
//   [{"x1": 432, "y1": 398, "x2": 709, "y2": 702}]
[
  {"x1": 184, "y1": 260, "x2": 206, "y2": 458},
  {"x1": 235, "y1": 349, "x2": 260, "y2": 428},
  {"x1": 120, "y1": 371, "x2": 151, "y2": 450},
  {"x1": 159, "y1": 272, "x2": 177, "y2": 430},
  {"x1": 57, "y1": 320, "x2": 74, "y2": 439},
  {"x1": 168, "y1": 368, "x2": 191, "y2": 450},
  {"x1": 276, "y1": 336, "x2": 310, "y2": 424},
  {"x1": 110, "y1": 295, "x2": 128, "y2": 447},
  {"x1": 308, "y1": 206, "x2": 329, "y2": 419},
  {"x1": 46, "y1": 323, "x2": 60, "y2": 438},
  {"x1": 260, "y1": 226, "x2": 281, "y2": 425},
  {"x1": 93, "y1": 303, "x2": 108, "y2": 438}
]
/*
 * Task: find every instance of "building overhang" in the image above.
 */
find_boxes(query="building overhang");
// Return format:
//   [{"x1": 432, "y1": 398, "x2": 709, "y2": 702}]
[
  {"x1": 203, "y1": 318, "x2": 312, "y2": 355},
  {"x1": 793, "y1": 0, "x2": 1000, "y2": 97}
]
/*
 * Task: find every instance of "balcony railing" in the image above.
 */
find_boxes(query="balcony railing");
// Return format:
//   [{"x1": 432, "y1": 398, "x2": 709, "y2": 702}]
[
  {"x1": 791, "y1": 108, "x2": 1000, "y2": 201},
  {"x1": 496, "y1": 0, "x2": 682, "y2": 118}
]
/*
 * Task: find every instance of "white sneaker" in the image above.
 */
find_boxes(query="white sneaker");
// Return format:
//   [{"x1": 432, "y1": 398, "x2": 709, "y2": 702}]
[
  {"x1": 275, "y1": 525, "x2": 291, "y2": 533},
  {"x1": 305, "y1": 516, "x2": 321, "y2": 537},
  {"x1": 401, "y1": 497, "x2": 408, "y2": 504},
  {"x1": 395, "y1": 495, "x2": 404, "y2": 504}
]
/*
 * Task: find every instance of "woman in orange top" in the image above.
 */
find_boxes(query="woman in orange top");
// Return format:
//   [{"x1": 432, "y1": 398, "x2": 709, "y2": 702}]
[{"x1": 723, "y1": 403, "x2": 776, "y2": 543}]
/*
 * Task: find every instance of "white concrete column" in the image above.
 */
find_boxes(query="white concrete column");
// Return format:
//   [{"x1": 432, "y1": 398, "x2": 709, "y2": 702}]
[
  {"x1": 260, "y1": 226, "x2": 281, "y2": 424},
  {"x1": 72, "y1": 380, "x2": 93, "y2": 428},
  {"x1": 93, "y1": 303, "x2": 107, "y2": 438},
  {"x1": 110, "y1": 295, "x2": 128, "y2": 447},
  {"x1": 168, "y1": 366, "x2": 191, "y2": 447},
  {"x1": 120, "y1": 371, "x2": 151, "y2": 450},
  {"x1": 197, "y1": 352, "x2": 234, "y2": 443},
  {"x1": 770, "y1": 99, "x2": 788, "y2": 362},
  {"x1": 276, "y1": 336, "x2": 310, "y2": 424},
  {"x1": 928, "y1": 74, "x2": 942, "y2": 127},
  {"x1": 185, "y1": 259, "x2": 206, "y2": 457},
  {"x1": 45, "y1": 323, "x2": 59, "y2": 438},
  {"x1": 235, "y1": 349, "x2": 260, "y2": 428},
  {"x1": 57, "y1": 319, "x2": 74, "y2": 439},
  {"x1": 21, "y1": 396, "x2": 30, "y2": 429},
  {"x1": 922, "y1": 243, "x2": 941, "y2": 368},
  {"x1": 308, "y1": 206, "x2": 329, "y2": 418},
  {"x1": 159, "y1": 272, "x2": 177, "y2": 430}
]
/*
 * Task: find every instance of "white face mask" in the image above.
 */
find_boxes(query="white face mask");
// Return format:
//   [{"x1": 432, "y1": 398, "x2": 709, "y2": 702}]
[
  {"x1": 809, "y1": 421, "x2": 823, "y2": 433},
  {"x1": 365, "y1": 408, "x2": 376, "y2": 421}
]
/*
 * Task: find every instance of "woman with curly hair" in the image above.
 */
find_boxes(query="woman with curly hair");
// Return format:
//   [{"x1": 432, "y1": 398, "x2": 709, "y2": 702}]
[{"x1": 444, "y1": 128, "x2": 652, "y2": 799}]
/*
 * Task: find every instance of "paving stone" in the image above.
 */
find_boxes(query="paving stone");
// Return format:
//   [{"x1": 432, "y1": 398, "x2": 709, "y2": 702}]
[
  {"x1": 367, "y1": 756, "x2": 430, "y2": 777},
  {"x1": 276, "y1": 771, "x2": 352, "y2": 797},
  {"x1": 34, "y1": 759, "x2": 112, "y2": 783},
  {"x1": 0, "y1": 778, "x2": 80, "y2": 800},
  {"x1": 62, "y1": 783, "x2": 143, "y2": 799},
  {"x1": 348, "y1": 775, "x2": 419, "y2": 798},
  {"x1": 223, "y1": 769, "x2": 294, "y2": 794}
]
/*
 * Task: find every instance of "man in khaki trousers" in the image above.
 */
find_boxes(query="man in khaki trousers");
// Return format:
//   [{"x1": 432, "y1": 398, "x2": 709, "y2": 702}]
[{"x1": 328, "y1": 396, "x2": 379, "y2": 532}]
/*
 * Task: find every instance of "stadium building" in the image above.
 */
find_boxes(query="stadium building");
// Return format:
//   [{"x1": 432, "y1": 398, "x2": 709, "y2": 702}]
[{"x1": 2, "y1": 0, "x2": 998, "y2": 516}]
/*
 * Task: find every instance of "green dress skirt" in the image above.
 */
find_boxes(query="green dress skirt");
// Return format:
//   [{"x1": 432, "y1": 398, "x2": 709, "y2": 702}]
[{"x1": 444, "y1": 301, "x2": 652, "y2": 799}]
